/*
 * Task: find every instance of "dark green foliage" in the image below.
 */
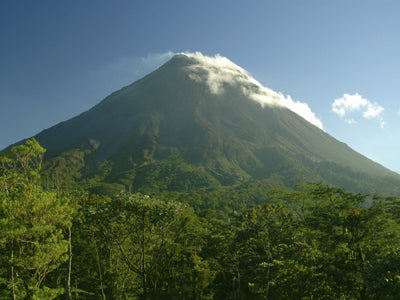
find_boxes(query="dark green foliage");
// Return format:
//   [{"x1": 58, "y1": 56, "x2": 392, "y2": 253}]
[
  {"x1": 83, "y1": 192, "x2": 214, "y2": 299},
  {"x1": 3, "y1": 137, "x2": 400, "y2": 298}
]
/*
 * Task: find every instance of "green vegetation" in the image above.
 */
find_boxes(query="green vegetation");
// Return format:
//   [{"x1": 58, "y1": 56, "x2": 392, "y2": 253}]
[
  {"x1": 1, "y1": 140, "x2": 400, "y2": 299},
  {"x1": 0, "y1": 139, "x2": 75, "y2": 299}
]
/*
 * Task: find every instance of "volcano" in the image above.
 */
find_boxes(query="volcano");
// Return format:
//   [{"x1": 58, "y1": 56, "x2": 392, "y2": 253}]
[{"x1": 17, "y1": 53, "x2": 400, "y2": 196}]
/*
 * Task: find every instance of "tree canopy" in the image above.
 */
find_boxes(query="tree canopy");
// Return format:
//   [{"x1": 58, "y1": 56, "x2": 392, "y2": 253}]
[{"x1": 1, "y1": 140, "x2": 400, "y2": 299}]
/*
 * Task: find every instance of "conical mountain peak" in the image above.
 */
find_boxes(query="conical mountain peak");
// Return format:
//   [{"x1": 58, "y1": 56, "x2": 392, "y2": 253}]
[
  {"x1": 14, "y1": 52, "x2": 400, "y2": 196},
  {"x1": 164, "y1": 53, "x2": 324, "y2": 129}
]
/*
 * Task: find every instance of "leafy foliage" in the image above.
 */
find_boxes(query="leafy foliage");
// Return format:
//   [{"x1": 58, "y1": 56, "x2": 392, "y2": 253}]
[
  {"x1": 1, "y1": 140, "x2": 400, "y2": 299},
  {"x1": 0, "y1": 139, "x2": 74, "y2": 299}
]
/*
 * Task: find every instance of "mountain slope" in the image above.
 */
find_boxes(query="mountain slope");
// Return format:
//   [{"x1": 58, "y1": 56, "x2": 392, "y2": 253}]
[{"x1": 14, "y1": 53, "x2": 400, "y2": 196}]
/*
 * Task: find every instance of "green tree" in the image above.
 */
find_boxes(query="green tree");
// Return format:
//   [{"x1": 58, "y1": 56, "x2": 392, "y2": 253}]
[
  {"x1": 0, "y1": 139, "x2": 74, "y2": 299},
  {"x1": 90, "y1": 192, "x2": 213, "y2": 299},
  {"x1": 290, "y1": 183, "x2": 400, "y2": 299}
]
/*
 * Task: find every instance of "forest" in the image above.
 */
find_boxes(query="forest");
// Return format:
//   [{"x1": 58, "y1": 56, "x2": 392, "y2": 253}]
[{"x1": 1, "y1": 139, "x2": 400, "y2": 299}]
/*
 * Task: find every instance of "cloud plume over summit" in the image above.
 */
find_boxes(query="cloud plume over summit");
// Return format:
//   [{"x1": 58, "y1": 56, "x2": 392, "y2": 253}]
[{"x1": 182, "y1": 52, "x2": 323, "y2": 129}]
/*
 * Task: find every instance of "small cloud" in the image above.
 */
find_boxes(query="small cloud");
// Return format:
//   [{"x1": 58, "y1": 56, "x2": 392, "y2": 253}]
[{"x1": 332, "y1": 93, "x2": 385, "y2": 128}]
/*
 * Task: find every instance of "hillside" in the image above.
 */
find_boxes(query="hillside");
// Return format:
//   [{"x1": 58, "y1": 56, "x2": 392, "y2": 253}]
[{"x1": 9, "y1": 53, "x2": 400, "y2": 197}]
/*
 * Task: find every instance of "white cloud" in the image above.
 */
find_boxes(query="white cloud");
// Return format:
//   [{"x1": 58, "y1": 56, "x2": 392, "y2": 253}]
[
  {"x1": 182, "y1": 52, "x2": 324, "y2": 130},
  {"x1": 280, "y1": 95, "x2": 324, "y2": 129},
  {"x1": 332, "y1": 93, "x2": 385, "y2": 128},
  {"x1": 332, "y1": 93, "x2": 368, "y2": 117},
  {"x1": 183, "y1": 52, "x2": 254, "y2": 95}
]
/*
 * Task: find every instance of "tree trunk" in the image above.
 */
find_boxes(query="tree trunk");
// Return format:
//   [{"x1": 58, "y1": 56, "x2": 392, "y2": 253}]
[
  {"x1": 11, "y1": 241, "x2": 16, "y2": 300},
  {"x1": 67, "y1": 227, "x2": 72, "y2": 300},
  {"x1": 92, "y1": 231, "x2": 106, "y2": 299},
  {"x1": 141, "y1": 214, "x2": 148, "y2": 299},
  {"x1": 266, "y1": 237, "x2": 270, "y2": 300}
]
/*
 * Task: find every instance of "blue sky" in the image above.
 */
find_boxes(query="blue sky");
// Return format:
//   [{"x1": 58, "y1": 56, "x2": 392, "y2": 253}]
[{"x1": 1, "y1": 1, "x2": 400, "y2": 172}]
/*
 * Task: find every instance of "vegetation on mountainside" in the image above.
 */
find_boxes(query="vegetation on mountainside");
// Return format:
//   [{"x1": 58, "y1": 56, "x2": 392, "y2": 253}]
[
  {"x1": 25, "y1": 54, "x2": 400, "y2": 198},
  {"x1": 1, "y1": 139, "x2": 400, "y2": 299}
]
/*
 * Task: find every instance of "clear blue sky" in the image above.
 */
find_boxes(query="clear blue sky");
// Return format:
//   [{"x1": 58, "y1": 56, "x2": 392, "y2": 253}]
[{"x1": 1, "y1": 1, "x2": 400, "y2": 172}]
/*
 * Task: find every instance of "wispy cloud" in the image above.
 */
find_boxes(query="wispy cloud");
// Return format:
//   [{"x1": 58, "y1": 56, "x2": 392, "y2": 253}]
[
  {"x1": 332, "y1": 93, "x2": 385, "y2": 128},
  {"x1": 90, "y1": 52, "x2": 175, "y2": 94},
  {"x1": 344, "y1": 118, "x2": 357, "y2": 125},
  {"x1": 183, "y1": 52, "x2": 324, "y2": 130}
]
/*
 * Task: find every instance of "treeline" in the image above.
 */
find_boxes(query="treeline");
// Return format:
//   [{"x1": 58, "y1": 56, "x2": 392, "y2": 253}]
[{"x1": 1, "y1": 140, "x2": 400, "y2": 299}]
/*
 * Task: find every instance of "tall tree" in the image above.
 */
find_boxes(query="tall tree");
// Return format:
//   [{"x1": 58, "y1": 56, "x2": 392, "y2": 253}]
[
  {"x1": 91, "y1": 192, "x2": 212, "y2": 299},
  {"x1": 0, "y1": 139, "x2": 74, "y2": 299}
]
